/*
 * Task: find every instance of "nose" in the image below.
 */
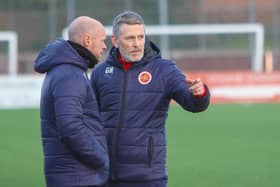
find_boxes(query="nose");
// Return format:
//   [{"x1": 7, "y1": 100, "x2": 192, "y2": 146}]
[
  {"x1": 103, "y1": 42, "x2": 107, "y2": 50},
  {"x1": 133, "y1": 38, "x2": 140, "y2": 47}
]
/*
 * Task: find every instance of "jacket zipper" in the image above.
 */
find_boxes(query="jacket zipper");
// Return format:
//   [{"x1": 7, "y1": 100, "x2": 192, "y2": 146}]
[
  {"x1": 83, "y1": 72, "x2": 99, "y2": 133},
  {"x1": 112, "y1": 71, "x2": 128, "y2": 180},
  {"x1": 148, "y1": 136, "x2": 153, "y2": 167}
]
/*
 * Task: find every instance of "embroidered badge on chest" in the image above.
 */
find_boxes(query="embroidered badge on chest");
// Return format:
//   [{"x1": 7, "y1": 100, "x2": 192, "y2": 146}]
[
  {"x1": 104, "y1": 66, "x2": 114, "y2": 79},
  {"x1": 138, "y1": 71, "x2": 152, "y2": 85}
]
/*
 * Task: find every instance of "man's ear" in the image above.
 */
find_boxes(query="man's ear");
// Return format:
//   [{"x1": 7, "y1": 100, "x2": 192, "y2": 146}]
[
  {"x1": 83, "y1": 34, "x2": 91, "y2": 47},
  {"x1": 111, "y1": 35, "x2": 119, "y2": 48}
]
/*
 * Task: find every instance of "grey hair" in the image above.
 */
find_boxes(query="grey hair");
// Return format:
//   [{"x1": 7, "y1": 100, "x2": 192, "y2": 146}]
[{"x1": 112, "y1": 11, "x2": 145, "y2": 37}]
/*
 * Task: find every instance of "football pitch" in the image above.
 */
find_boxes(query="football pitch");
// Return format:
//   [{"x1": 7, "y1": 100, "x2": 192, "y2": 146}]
[{"x1": 0, "y1": 103, "x2": 279, "y2": 187}]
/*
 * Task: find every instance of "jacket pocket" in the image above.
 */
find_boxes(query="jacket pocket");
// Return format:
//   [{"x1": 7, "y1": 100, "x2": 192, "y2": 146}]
[{"x1": 148, "y1": 136, "x2": 153, "y2": 167}]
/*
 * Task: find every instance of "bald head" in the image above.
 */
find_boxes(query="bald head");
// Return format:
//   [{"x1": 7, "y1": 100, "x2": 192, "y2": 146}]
[
  {"x1": 68, "y1": 16, "x2": 104, "y2": 45},
  {"x1": 67, "y1": 16, "x2": 107, "y2": 63}
]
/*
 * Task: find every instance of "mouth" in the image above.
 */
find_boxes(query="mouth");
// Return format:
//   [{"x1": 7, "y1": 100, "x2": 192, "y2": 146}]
[{"x1": 131, "y1": 50, "x2": 142, "y2": 54}]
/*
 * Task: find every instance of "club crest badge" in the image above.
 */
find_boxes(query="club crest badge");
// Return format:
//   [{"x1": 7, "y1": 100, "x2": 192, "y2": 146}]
[{"x1": 138, "y1": 71, "x2": 152, "y2": 85}]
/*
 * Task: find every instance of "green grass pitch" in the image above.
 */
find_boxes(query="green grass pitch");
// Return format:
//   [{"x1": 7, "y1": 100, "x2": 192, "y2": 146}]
[{"x1": 0, "y1": 103, "x2": 279, "y2": 186}]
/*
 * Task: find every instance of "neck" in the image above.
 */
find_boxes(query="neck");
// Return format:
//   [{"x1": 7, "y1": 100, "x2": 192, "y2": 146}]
[
  {"x1": 117, "y1": 51, "x2": 133, "y2": 71},
  {"x1": 68, "y1": 40, "x2": 98, "y2": 68}
]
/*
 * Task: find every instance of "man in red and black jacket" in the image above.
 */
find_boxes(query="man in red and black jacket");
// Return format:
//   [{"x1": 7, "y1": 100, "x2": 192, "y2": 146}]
[{"x1": 91, "y1": 11, "x2": 210, "y2": 187}]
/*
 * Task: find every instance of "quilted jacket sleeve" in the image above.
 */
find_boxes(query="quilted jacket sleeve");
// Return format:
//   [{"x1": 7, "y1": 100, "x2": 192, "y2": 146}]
[{"x1": 165, "y1": 61, "x2": 210, "y2": 112}]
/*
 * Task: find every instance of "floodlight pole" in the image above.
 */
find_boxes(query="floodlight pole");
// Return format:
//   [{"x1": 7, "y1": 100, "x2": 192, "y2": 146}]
[
  {"x1": 158, "y1": 0, "x2": 170, "y2": 58},
  {"x1": 48, "y1": 0, "x2": 57, "y2": 41},
  {"x1": 66, "y1": 0, "x2": 76, "y2": 24}
]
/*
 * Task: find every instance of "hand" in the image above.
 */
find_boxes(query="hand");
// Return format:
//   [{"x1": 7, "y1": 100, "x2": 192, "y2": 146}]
[{"x1": 187, "y1": 78, "x2": 205, "y2": 97}]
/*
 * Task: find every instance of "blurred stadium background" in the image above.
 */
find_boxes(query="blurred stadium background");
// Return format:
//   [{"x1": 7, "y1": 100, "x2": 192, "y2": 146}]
[
  {"x1": 0, "y1": 0, "x2": 279, "y2": 186},
  {"x1": 1, "y1": 0, "x2": 280, "y2": 73}
]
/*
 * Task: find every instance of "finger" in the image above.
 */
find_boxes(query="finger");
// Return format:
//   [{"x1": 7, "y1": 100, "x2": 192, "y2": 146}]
[
  {"x1": 186, "y1": 78, "x2": 194, "y2": 84},
  {"x1": 188, "y1": 84, "x2": 196, "y2": 92},
  {"x1": 189, "y1": 78, "x2": 201, "y2": 86},
  {"x1": 191, "y1": 87, "x2": 201, "y2": 96},
  {"x1": 192, "y1": 78, "x2": 201, "y2": 85},
  {"x1": 189, "y1": 82, "x2": 203, "y2": 94}
]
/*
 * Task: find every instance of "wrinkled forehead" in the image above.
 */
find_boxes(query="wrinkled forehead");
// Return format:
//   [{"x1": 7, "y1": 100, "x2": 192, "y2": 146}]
[{"x1": 119, "y1": 23, "x2": 145, "y2": 36}]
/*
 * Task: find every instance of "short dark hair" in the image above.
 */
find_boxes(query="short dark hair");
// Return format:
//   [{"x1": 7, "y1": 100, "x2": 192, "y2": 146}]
[{"x1": 112, "y1": 11, "x2": 145, "y2": 37}]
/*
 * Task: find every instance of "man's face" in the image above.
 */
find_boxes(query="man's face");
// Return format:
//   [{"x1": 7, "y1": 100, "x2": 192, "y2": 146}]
[
  {"x1": 112, "y1": 24, "x2": 145, "y2": 62},
  {"x1": 88, "y1": 27, "x2": 107, "y2": 61}
]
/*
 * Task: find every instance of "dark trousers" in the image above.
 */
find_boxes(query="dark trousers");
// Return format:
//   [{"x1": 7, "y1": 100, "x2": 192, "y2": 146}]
[{"x1": 104, "y1": 179, "x2": 167, "y2": 187}]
